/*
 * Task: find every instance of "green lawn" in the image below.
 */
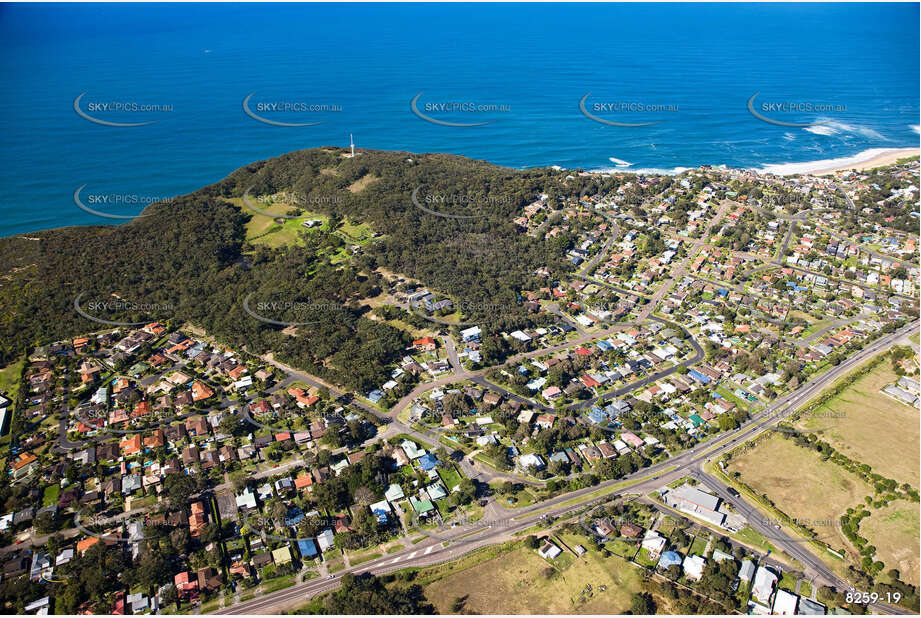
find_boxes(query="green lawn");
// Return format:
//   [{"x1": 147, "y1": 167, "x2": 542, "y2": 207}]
[
  {"x1": 437, "y1": 465, "x2": 463, "y2": 491},
  {"x1": 42, "y1": 485, "x2": 60, "y2": 507},
  {"x1": 689, "y1": 535, "x2": 708, "y2": 556},
  {"x1": 0, "y1": 356, "x2": 24, "y2": 402},
  {"x1": 799, "y1": 580, "x2": 812, "y2": 598},
  {"x1": 261, "y1": 574, "x2": 296, "y2": 594},
  {"x1": 778, "y1": 570, "x2": 797, "y2": 591},
  {"x1": 635, "y1": 547, "x2": 660, "y2": 568}
]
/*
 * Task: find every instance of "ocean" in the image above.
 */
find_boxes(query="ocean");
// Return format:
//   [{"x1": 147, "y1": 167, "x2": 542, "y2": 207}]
[{"x1": 0, "y1": 2, "x2": 918, "y2": 237}]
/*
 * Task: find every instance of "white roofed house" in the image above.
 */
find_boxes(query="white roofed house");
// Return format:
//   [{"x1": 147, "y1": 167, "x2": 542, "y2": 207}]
[
  {"x1": 316, "y1": 528, "x2": 336, "y2": 552},
  {"x1": 683, "y1": 554, "x2": 706, "y2": 580},
  {"x1": 519, "y1": 453, "x2": 546, "y2": 472},
  {"x1": 641, "y1": 531, "x2": 666, "y2": 559},
  {"x1": 752, "y1": 566, "x2": 778, "y2": 605},
  {"x1": 460, "y1": 326, "x2": 481, "y2": 341},
  {"x1": 772, "y1": 588, "x2": 799, "y2": 615},
  {"x1": 538, "y1": 540, "x2": 562, "y2": 559},
  {"x1": 737, "y1": 558, "x2": 755, "y2": 582}
]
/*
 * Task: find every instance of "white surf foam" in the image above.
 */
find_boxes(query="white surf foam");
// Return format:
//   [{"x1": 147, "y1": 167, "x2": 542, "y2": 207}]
[{"x1": 752, "y1": 147, "x2": 911, "y2": 176}]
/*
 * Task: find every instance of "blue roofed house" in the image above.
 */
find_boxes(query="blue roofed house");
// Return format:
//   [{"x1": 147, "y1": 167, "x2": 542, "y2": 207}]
[
  {"x1": 417, "y1": 453, "x2": 439, "y2": 471},
  {"x1": 367, "y1": 390, "x2": 385, "y2": 403},
  {"x1": 369, "y1": 500, "x2": 392, "y2": 523},
  {"x1": 587, "y1": 408, "x2": 608, "y2": 424},
  {"x1": 550, "y1": 451, "x2": 569, "y2": 464},
  {"x1": 297, "y1": 538, "x2": 318, "y2": 559},
  {"x1": 285, "y1": 506, "x2": 305, "y2": 527}
]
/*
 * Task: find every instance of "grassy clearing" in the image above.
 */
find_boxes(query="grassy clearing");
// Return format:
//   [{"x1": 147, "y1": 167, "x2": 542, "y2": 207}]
[
  {"x1": 261, "y1": 574, "x2": 296, "y2": 594},
  {"x1": 346, "y1": 174, "x2": 379, "y2": 193},
  {"x1": 799, "y1": 580, "x2": 812, "y2": 598},
  {"x1": 348, "y1": 551, "x2": 382, "y2": 566},
  {"x1": 0, "y1": 356, "x2": 23, "y2": 401},
  {"x1": 228, "y1": 195, "x2": 327, "y2": 248},
  {"x1": 728, "y1": 433, "x2": 873, "y2": 548},
  {"x1": 336, "y1": 219, "x2": 372, "y2": 243},
  {"x1": 423, "y1": 542, "x2": 645, "y2": 614},
  {"x1": 42, "y1": 485, "x2": 60, "y2": 507},
  {"x1": 796, "y1": 359, "x2": 920, "y2": 486},
  {"x1": 527, "y1": 467, "x2": 678, "y2": 517},
  {"x1": 859, "y1": 501, "x2": 920, "y2": 587}
]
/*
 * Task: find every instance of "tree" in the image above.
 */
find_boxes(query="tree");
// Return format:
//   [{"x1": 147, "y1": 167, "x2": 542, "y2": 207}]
[
  {"x1": 229, "y1": 470, "x2": 249, "y2": 492},
  {"x1": 163, "y1": 473, "x2": 198, "y2": 510},
  {"x1": 219, "y1": 414, "x2": 246, "y2": 437},
  {"x1": 630, "y1": 592, "x2": 656, "y2": 615},
  {"x1": 160, "y1": 584, "x2": 178, "y2": 609},
  {"x1": 353, "y1": 486, "x2": 375, "y2": 506},
  {"x1": 136, "y1": 550, "x2": 170, "y2": 592}
]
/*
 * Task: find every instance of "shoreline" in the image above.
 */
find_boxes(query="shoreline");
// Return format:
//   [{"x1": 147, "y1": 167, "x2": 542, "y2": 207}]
[
  {"x1": 757, "y1": 147, "x2": 920, "y2": 177},
  {"x1": 588, "y1": 146, "x2": 920, "y2": 178}
]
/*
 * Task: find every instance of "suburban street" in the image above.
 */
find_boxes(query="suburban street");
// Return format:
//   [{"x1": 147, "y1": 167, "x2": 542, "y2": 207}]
[{"x1": 215, "y1": 320, "x2": 918, "y2": 615}]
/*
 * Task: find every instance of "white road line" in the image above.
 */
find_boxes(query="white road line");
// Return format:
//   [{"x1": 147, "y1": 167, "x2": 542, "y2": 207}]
[
  {"x1": 424, "y1": 545, "x2": 435, "y2": 555},
  {"x1": 406, "y1": 550, "x2": 418, "y2": 559},
  {"x1": 387, "y1": 556, "x2": 401, "y2": 564}
]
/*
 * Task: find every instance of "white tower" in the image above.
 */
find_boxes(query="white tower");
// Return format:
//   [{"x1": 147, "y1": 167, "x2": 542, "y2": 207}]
[{"x1": 350, "y1": 134, "x2": 355, "y2": 157}]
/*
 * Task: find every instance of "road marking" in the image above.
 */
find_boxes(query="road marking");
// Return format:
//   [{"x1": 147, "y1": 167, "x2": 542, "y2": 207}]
[
  {"x1": 406, "y1": 550, "x2": 418, "y2": 559},
  {"x1": 387, "y1": 556, "x2": 401, "y2": 564},
  {"x1": 424, "y1": 545, "x2": 435, "y2": 555}
]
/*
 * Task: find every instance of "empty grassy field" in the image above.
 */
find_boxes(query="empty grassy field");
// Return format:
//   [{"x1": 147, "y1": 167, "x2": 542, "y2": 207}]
[
  {"x1": 729, "y1": 433, "x2": 873, "y2": 547},
  {"x1": 860, "y1": 501, "x2": 920, "y2": 587},
  {"x1": 423, "y1": 542, "x2": 646, "y2": 614},
  {"x1": 795, "y1": 358, "x2": 920, "y2": 487}
]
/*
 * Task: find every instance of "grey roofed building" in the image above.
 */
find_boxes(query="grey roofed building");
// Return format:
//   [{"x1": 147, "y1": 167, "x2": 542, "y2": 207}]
[
  {"x1": 798, "y1": 598, "x2": 827, "y2": 615},
  {"x1": 36, "y1": 504, "x2": 57, "y2": 518},
  {"x1": 883, "y1": 384, "x2": 919, "y2": 406},
  {"x1": 122, "y1": 474, "x2": 142, "y2": 494},
  {"x1": 662, "y1": 484, "x2": 725, "y2": 528},
  {"x1": 738, "y1": 559, "x2": 755, "y2": 581},
  {"x1": 317, "y1": 528, "x2": 335, "y2": 552},
  {"x1": 215, "y1": 492, "x2": 239, "y2": 521},
  {"x1": 13, "y1": 507, "x2": 35, "y2": 526},
  {"x1": 666, "y1": 484, "x2": 720, "y2": 511},
  {"x1": 898, "y1": 376, "x2": 920, "y2": 393}
]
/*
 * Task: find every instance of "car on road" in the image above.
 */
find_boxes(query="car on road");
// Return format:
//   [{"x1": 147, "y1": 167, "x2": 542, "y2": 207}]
[{"x1": 726, "y1": 486, "x2": 740, "y2": 497}]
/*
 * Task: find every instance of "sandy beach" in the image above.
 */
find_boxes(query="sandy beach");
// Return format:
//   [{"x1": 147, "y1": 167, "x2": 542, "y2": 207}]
[{"x1": 778, "y1": 147, "x2": 920, "y2": 176}]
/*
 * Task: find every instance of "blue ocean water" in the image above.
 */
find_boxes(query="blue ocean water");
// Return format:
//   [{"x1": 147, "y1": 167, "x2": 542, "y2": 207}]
[{"x1": 0, "y1": 3, "x2": 918, "y2": 237}]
